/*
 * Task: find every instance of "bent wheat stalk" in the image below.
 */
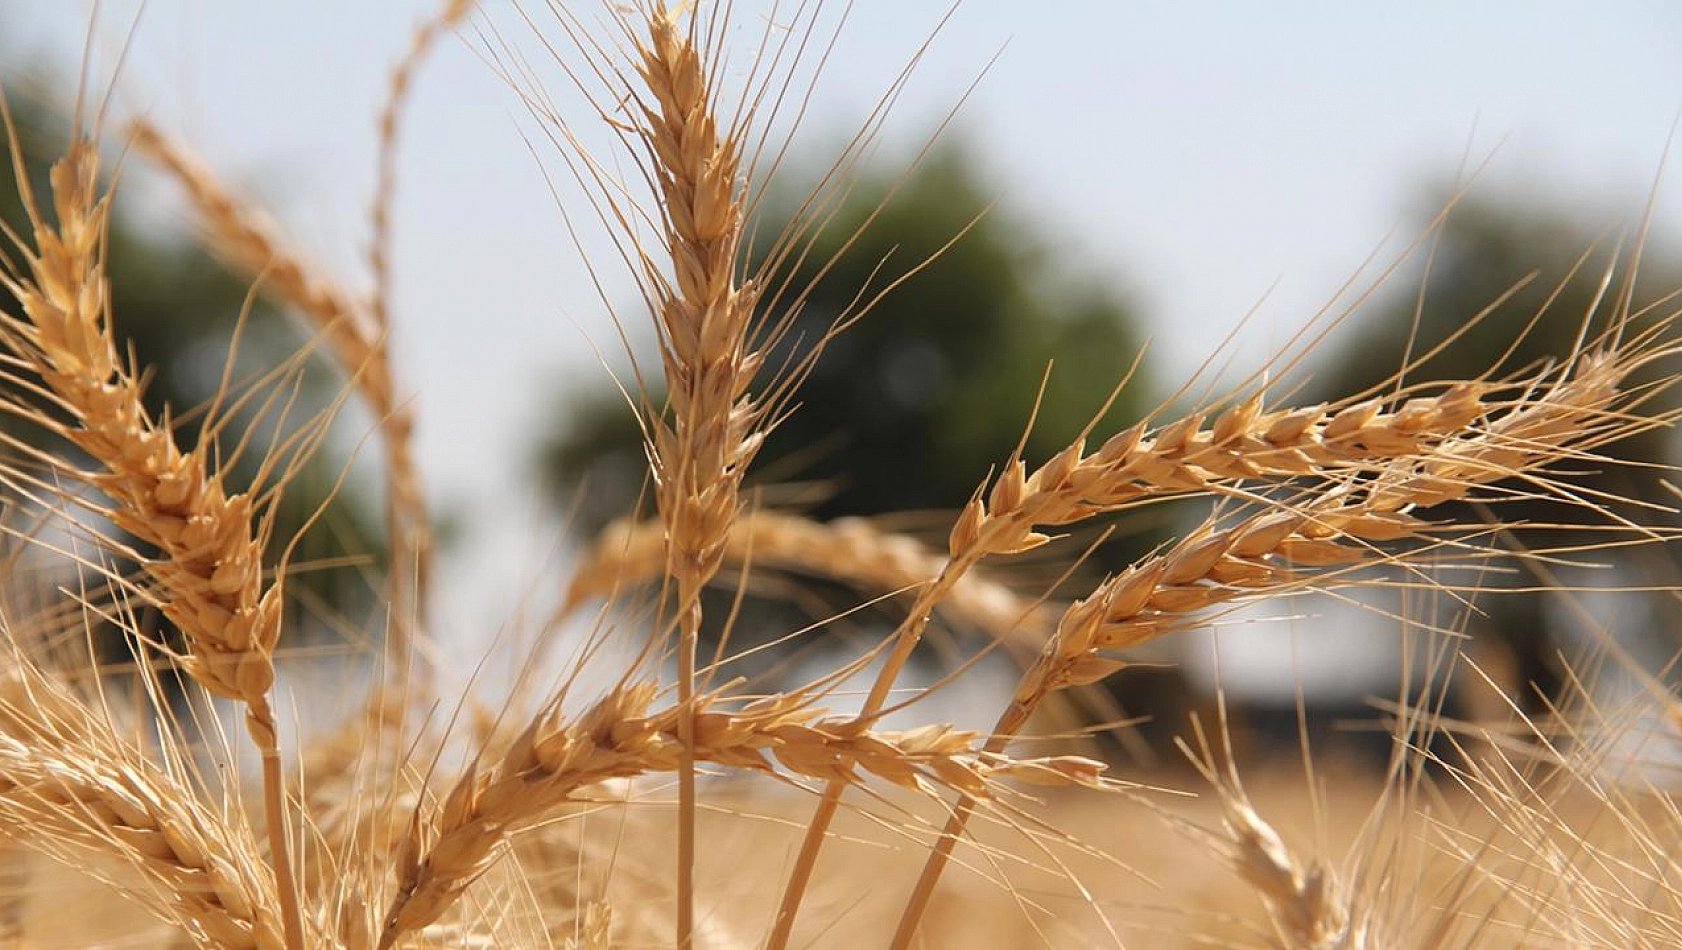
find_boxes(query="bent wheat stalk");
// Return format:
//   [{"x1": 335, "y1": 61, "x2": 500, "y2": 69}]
[
  {"x1": 0, "y1": 662, "x2": 291, "y2": 950},
  {"x1": 0, "y1": 135, "x2": 306, "y2": 950},
  {"x1": 565, "y1": 511, "x2": 1053, "y2": 646},
  {"x1": 886, "y1": 341, "x2": 1671, "y2": 946},
  {"x1": 371, "y1": 681, "x2": 1102, "y2": 947},
  {"x1": 761, "y1": 368, "x2": 1506, "y2": 942}
]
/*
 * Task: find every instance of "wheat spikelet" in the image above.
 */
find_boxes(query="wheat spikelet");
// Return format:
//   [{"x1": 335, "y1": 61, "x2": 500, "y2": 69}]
[
  {"x1": 1221, "y1": 797, "x2": 1356, "y2": 950},
  {"x1": 941, "y1": 380, "x2": 1490, "y2": 567},
  {"x1": 0, "y1": 664, "x2": 290, "y2": 950},
  {"x1": 370, "y1": 0, "x2": 476, "y2": 335},
  {"x1": 371, "y1": 681, "x2": 1102, "y2": 947},
  {"x1": 630, "y1": 0, "x2": 763, "y2": 592},
  {"x1": 564, "y1": 901, "x2": 612, "y2": 950}
]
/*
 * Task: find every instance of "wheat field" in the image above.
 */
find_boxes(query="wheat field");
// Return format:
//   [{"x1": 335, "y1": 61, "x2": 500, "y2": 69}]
[{"x1": 3, "y1": 3, "x2": 1682, "y2": 948}]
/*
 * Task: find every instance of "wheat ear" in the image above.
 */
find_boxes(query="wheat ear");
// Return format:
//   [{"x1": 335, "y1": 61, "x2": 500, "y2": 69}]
[
  {"x1": 565, "y1": 511, "x2": 1051, "y2": 644},
  {"x1": 764, "y1": 317, "x2": 1674, "y2": 944},
  {"x1": 886, "y1": 343, "x2": 1665, "y2": 946},
  {"x1": 0, "y1": 663, "x2": 291, "y2": 950},
  {"x1": 1221, "y1": 797, "x2": 1355, "y2": 950},
  {"x1": 369, "y1": 0, "x2": 476, "y2": 335},
  {"x1": 0, "y1": 136, "x2": 307, "y2": 950},
  {"x1": 625, "y1": 4, "x2": 766, "y2": 943},
  {"x1": 370, "y1": 682, "x2": 1101, "y2": 947},
  {"x1": 128, "y1": 120, "x2": 431, "y2": 686},
  {"x1": 761, "y1": 373, "x2": 1500, "y2": 942}
]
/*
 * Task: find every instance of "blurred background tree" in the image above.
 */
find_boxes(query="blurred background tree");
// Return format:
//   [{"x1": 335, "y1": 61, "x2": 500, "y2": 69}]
[{"x1": 0, "y1": 77, "x2": 384, "y2": 671}]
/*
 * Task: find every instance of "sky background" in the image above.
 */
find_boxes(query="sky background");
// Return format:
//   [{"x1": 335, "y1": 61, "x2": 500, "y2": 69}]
[{"x1": 7, "y1": 2, "x2": 1682, "y2": 709}]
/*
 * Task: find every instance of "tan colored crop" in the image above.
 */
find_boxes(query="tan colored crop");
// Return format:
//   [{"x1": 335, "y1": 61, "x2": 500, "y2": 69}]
[
  {"x1": 0, "y1": 141, "x2": 282, "y2": 720},
  {"x1": 0, "y1": 138, "x2": 307, "y2": 950},
  {"x1": 1222, "y1": 797, "x2": 1355, "y2": 950},
  {"x1": 626, "y1": 5, "x2": 768, "y2": 941},
  {"x1": 4, "y1": 5, "x2": 1682, "y2": 949},
  {"x1": 129, "y1": 120, "x2": 431, "y2": 682},
  {"x1": 885, "y1": 344, "x2": 1659, "y2": 946},
  {"x1": 0, "y1": 667, "x2": 289, "y2": 950},
  {"x1": 372, "y1": 682, "x2": 1103, "y2": 947},
  {"x1": 566, "y1": 512, "x2": 1051, "y2": 646}
]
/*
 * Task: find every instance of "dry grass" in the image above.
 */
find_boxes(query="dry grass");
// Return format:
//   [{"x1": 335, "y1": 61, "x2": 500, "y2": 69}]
[{"x1": 2, "y1": 2, "x2": 1682, "y2": 949}]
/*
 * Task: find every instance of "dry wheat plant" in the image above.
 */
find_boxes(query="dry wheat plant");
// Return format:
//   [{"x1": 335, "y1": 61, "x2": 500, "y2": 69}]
[{"x1": 4, "y1": 2, "x2": 1682, "y2": 948}]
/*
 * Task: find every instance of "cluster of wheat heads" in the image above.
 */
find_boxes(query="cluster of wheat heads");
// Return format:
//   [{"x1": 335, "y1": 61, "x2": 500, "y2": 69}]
[{"x1": 3, "y1": 2, "x2": 1682, "y2": 948}]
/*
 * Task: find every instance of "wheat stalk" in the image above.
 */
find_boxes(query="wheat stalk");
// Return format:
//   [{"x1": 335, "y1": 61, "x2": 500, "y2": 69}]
[
  {"x1": 884, "y1": 340, "x2": 1669, "y2": 945},
  {"x1": 619, "y1": 4, "x2": 771, "y2": 942},
  {"x1": 565, "y1": 511, "x2": 1052, "y2": 645},
  {"x1": 0, "y1": 661, "x2": 292, "y2": 950},
  {"x1": 371, "y1": 681, "x2": 1102, "y2": 947},
  {"x1": 369, "y1": 0, "x2": 476, "y2": 336},
  {"x1": 0, "y1": 133, "x2": 308, "y2": 949},
  {"x1": 759, "y1": 371, "x2": 1508, "y2": 941}
]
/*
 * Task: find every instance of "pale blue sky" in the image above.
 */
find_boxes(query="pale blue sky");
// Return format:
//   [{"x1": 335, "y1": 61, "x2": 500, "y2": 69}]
[{"x1": 8, "y1": 2, "x2": 1682, "y2": 698}]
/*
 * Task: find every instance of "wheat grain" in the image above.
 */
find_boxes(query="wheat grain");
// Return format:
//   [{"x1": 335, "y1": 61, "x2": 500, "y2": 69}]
[
  {"x1": 0, "y1": 141, "x2": 283, "y2": 720},
  {"x1": 128, "y1": 120, "x2": 432, "y2": 683}
]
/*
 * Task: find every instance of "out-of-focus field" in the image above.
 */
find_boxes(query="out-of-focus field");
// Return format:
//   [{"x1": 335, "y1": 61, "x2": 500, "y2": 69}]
[{"x1": 24, "y1": 752, "x2": 1635, "y2": 949}]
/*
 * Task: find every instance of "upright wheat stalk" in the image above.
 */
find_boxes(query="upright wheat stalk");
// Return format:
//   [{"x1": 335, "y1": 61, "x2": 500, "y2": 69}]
[{"x1": 628, "y1": 5, "x2": 764, "y2": 944}]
